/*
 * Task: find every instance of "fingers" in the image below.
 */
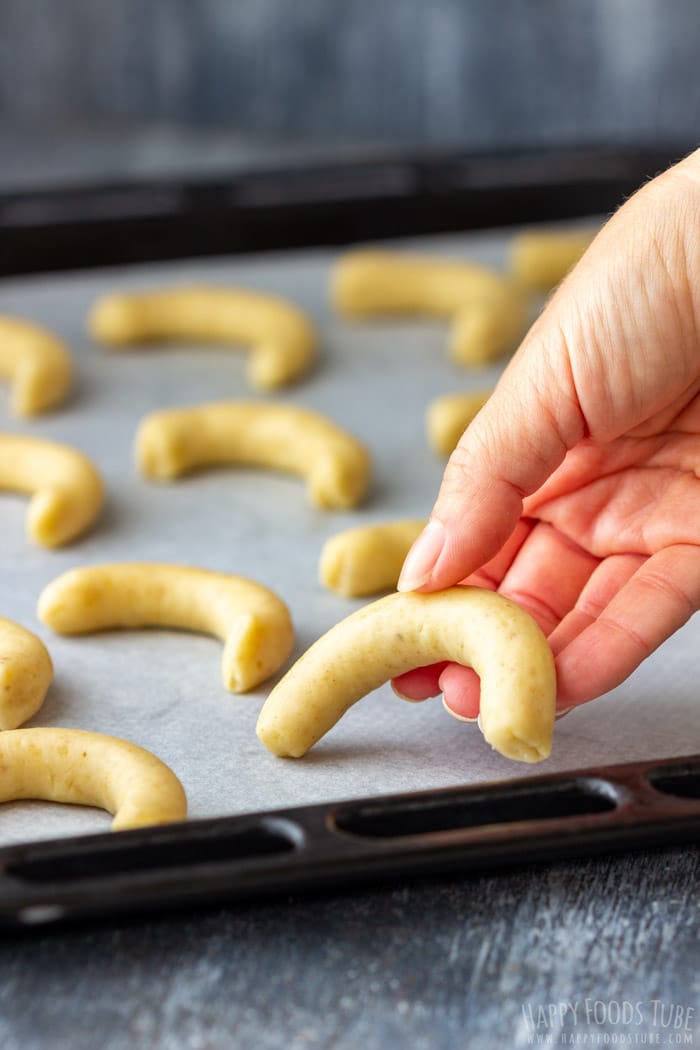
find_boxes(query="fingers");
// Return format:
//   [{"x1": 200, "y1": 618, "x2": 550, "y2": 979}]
[
  {"x1": 439, "y1": 664, "x2": 481, "y2": 720},
  {"x1": 555, "y1": 544, "x2": 700, "y2": 707},
  {"x1": 547, "y1": 552, "x2": 647, "y2": 657},
  {"x1": 462, "y1": 518, "x2": 533, "y2": 590},
  {"x1": 398, "y1": 151, "x2": 700, "y2": 597},
  {"x1": 421, "y1": 545, "x2": 699, "y2": 723},
  {"x1": 439, "y1": 523, "x2": 598, "y2": 720},
  {"x1": 392, "y1": 662, "x2": 448, "y2": 701},
  {"x1": 393, "y1": 521, "x2": 596, "y2": 707},
  {"x1": 391, "y1": 520, "x2": 532, "y2": 701},
  {"x1": 397, "y1": 330, "x2": 586, "y2": 593},
  {"x1": 495, "y1": 523, "x2": 599, "y2": 636},
  {"x1": 437, "y1": 664, "x2": 574, "y2": 722}
]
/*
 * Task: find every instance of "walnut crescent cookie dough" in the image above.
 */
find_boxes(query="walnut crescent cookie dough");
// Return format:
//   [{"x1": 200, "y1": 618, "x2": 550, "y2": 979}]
[
  {"x1": 319, "y1": 519, "x2": 426, "y2": 598},
  {"x1": 426, "y1": 390, "x2": 493, "y2": 456},
  {"x1": 0, "y1": 433, "x2": 104, "y2": 547},
  {"x1": 509, "y1": 229, "x2": 596, "y2": 292},
  {"x1": 0, "y1": 727, "x2": 187, "y2": 831},
  {"x1": 88, "y1": 286, "x2": 318, "y2": 391},
  {"x1": 135, "y1": 400, "x2": 371, "y2": 511},
  {"x1": 331, "y1": 249, "x2": 527, "y2": 367},
  {"x1": 0, "y1": 315, "x2": 73, "y2": 416},
  {"x1": 0, "y1": 616, "x2": 53, "y2": 730},
  {"x1": 38, "y1": 563, "x2": 294, "y2": 693},
  {"x1": 257, "y1": 587, "x2": 556, "y2": 764}
]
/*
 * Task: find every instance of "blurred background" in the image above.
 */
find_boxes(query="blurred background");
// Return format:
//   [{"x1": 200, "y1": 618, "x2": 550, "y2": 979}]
[{"x1": 1, "y1": 0, "x2": 699, "y2": 189}]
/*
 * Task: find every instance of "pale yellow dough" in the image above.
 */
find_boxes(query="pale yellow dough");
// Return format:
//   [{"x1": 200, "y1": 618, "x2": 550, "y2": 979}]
[
  {"x1": 136, "y1": 401, "x2": 371, "y2": 510},
  {"x1": 0, "y1": 616, "x2": 53, "y2": 730},
  {"x1": 0, "y1": 433, "x2": 104, "y2": 547},
  {"x1": 38, "y1": 562, "x2": 294, "y2": 693},
  {"x1": 0, "y1": 727, "x2": 187, "y2": 831},
  {"x1": 509, "y1": 229, "x2": 595, "y2": 292},
  {"x1": 331, "y1": 249, "x2": 527, "y2": 366},
  {"x1": 0, "y1": 316, "x2": 73, "y2": 416},
  {"x1": 257, "y1": 587, "x2": 556, "y2": 763},
  {"x1": 88, "y1": 286, "x2": 317, "y2": 390},
  {"x1": 426, "y1": 390, "x2": 492, "y2": 455},
  {"x1": 319, "y1": 519, "x2": 426, "y2": 597}
]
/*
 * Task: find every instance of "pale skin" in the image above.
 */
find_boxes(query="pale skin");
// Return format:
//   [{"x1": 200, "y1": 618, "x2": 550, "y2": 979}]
[{"x1": 393, "y1": 148, "x2": 700, "y2": 720}]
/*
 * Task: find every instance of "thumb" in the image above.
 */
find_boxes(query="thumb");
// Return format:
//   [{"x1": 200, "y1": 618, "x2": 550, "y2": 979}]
[{"x1": 398, "y1": 319, "x2": 586, "y2": 592}]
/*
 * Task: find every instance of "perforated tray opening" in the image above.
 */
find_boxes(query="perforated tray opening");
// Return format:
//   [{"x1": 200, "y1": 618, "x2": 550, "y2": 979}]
[{"x1": 332, "y1": 778, "x2": 618, "y2": 839}]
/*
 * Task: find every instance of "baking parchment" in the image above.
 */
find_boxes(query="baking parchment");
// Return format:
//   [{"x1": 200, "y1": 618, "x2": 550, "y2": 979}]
[{"x1": 1, "y1": 224, "x2": 697, "y2": 845}]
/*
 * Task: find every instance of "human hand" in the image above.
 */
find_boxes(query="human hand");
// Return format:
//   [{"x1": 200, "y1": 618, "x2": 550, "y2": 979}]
[{"x1": 392, "y1": 148, "x2": 700, "y2": 720}]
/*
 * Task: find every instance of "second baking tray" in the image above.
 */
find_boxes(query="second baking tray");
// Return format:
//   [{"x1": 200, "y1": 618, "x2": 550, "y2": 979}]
[{"x1": 0, "y1": 144, "x2": 698, "y2": 927}]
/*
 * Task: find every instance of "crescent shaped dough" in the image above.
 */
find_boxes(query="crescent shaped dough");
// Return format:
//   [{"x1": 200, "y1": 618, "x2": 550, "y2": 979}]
[
  {"x1": 320, "y1": 520, "x2": 426, "y2": 597},
  {"x1": 38, "y1": 563, "x2": 295, "y2": 693},
  {"x1": 509, "y1": 230, "x2": 594, "y2": 292},
  {"x1": 0, "y1": 727, "x2": 187, "y2": 831},
  {"x1": 426, "y1": 390, "x2": 492, "y2": 456},
  {"x1": 0, "y1": 616, "x2": 53, "y2": 730},
  {"x1": 331, "y1": 250, "x2": 527, "y2": 366},
  {"x1": 257, "y1": 587, "x2": 556, "y2": 763},
  {"x1": 136, "y1": 401, "x2": 371, "y2": 510},
  {"x1": 0, "y1": 316, "x2": 73, "y2": 416},
  {"x1": 88, "y1": 286, "x2": 318, "y2": 390},
  {"x1": 0, "y1": 433, "x2": 104, "y2": 547}
]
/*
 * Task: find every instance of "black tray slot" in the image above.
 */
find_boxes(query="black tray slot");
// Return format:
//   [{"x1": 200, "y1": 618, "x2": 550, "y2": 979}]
[
  {"x1": 331, "y1": 777, "x2": 618, "y2": 840},
  {"x1": 647, "y1": 762, "x2": 700, "y2": 801},
  {"x1": 6, "y1": 820, "x2": 299, "y2": 885}
]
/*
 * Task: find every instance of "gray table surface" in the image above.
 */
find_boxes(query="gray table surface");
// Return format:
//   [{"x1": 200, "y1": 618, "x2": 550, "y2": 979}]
[
  {"x1": 0, "y1": 845, "x2": 698, "y2": 1050},
  {"x1": 0, "y1": 139, "x2": 698, "y2": 1049}
]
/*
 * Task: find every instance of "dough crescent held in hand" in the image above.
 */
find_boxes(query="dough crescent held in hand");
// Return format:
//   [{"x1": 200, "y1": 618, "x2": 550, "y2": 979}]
[
  {"x1": 38, "y1": 563, "x2": 294, "y2": 693},
  {"x1": 0, "y1": 727, "x2": 187, "y2": 831},
  {"x1": 257, "y1": 587, "x2": 556, "y2": 763},
  {"x1": 135, "y1": 401, "x2": 372, "y2": 510},
  {"x1": 88, "y1": 286, "x2": 318, "y2": 390}
]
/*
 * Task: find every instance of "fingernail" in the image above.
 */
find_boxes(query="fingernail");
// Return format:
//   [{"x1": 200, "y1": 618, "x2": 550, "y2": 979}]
[
  {"x1": 397, "y1": 519, "x2": 445, "y2": 592},
  {"x1": 441, "y1": 695, "x2": 478, "y2": 723},
  {"x1": 555, "y1": 706, "x2": 574, "y2": 721},
  {"x1": 391, "y1": 682, "x2": 422, "y2": 703}
]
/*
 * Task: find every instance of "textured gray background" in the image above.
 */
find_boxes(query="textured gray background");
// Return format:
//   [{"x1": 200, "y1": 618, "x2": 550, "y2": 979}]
[{"x1": 1, "y1": 0, "x2": 699, "y2": 148}]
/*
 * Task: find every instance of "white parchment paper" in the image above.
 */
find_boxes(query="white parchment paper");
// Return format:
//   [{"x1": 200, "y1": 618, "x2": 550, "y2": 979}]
[{"x1": 0, "y1": 223, "x2": 697, "y2": 845}]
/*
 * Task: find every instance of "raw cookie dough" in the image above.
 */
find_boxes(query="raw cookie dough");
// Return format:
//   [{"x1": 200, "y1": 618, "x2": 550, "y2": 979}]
[
  {"x1": 331, "y1": 249, "x2": 527, "y2": 366},
  {"x1": 0, "y1": 727, "x2": 187, "y2": 831},
  {"x1": 0, "y1": 616, "x2": 53, "y2": 730},
  {"x1": 257, "y1": 587, "x2": 556, "y2": 763},
  {"x1": 38, "y1": 563, "x2": 295, "y2": 693},
  {"x1": 0, "y1": 315, "x2": 73, "y2": 416},
  {"x1": 426, "y1": 390, "x2": 492, "y2": 455},
  {"x1": 320, "y1": 520, "x2": 426, "y2": 597},
  {"x1": 0, "y1": 433, "x2": 104, "y2": 547},
  {"x1": 136, "y1": 401, "x2": 372, "y2": 510},
  {"x1": 89, "y1": 286, "x2": 318, "y2": 390}
]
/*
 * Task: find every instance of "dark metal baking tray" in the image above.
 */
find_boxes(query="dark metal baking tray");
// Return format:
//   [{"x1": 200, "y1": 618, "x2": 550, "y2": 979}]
[
  {"x1": 1, "y1": 753, "x2": 698, "y2": 930},
  {"x1": 1, "y1": 142, "x2": 689, "y2": 276},
  {"x1": 0, "y1": 142, "x2": 697, "y2": 929}
]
